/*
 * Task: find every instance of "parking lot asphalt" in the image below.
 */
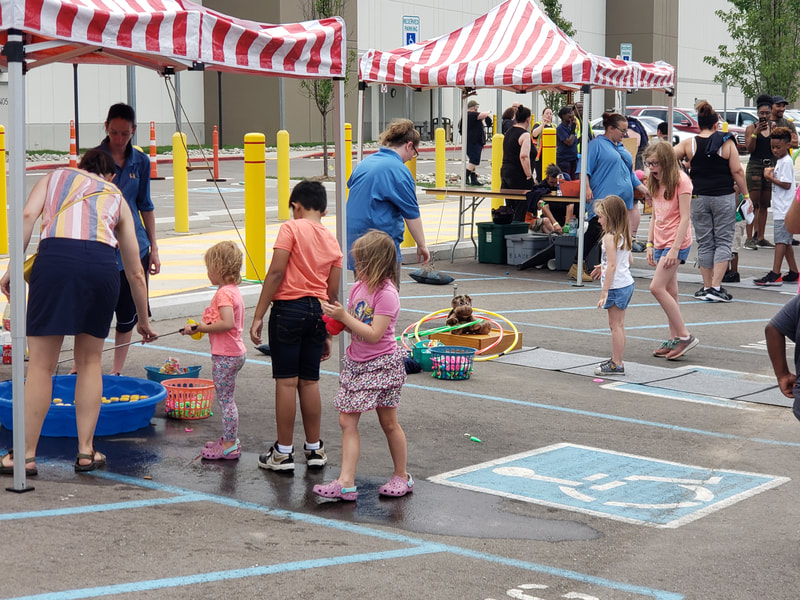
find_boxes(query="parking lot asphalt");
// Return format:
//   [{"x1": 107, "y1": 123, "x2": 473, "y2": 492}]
[{"x1": 2, "y1": 154, "x2": 800, "y2": 600}]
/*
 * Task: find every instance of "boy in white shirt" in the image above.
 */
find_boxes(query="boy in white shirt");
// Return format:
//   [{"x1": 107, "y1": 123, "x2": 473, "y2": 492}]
[{"x1": 755, "y1": 127, "x2": 799, "y2": 286}]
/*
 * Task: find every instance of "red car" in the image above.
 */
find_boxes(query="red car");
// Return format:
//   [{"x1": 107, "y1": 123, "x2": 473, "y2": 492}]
[{"x1": 626, "y1": 105, "x2": 747, "y2": 153}]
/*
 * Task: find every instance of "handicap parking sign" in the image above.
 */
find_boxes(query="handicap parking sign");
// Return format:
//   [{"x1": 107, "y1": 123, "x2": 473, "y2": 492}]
[{"x1": 429, "y1": 443, "x2": 789, "y2": 528}]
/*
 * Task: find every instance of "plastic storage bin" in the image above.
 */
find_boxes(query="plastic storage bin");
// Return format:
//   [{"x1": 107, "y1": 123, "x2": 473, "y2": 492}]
[
  {"x1": 477, "y1": 222, "x2": 529, "y2": 264},
  {"x1": 505, "y1": 233, "x2": 552, "y2": 266},
  {"x1": 412, "y1": 340, "x2": 442, "y2": 372},
  {"x1": 144, "y1": 365, "x2": 202, "y2": 383},
  {"x1": 553, "y1": 235, "x2": 600, "y2": 271}
]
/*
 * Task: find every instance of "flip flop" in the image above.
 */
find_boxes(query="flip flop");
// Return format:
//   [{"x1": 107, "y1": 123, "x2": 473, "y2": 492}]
[
  {"x1": 0, "y1": 449, "x2": 37, "y2": 476},
  {"x1": 75, "y1": 449, "x2": 106, "y2": 472}
]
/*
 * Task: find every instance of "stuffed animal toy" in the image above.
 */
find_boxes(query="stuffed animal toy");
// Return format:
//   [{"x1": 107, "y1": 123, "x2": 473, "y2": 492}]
[
  {"x1": 445, "y1": 294, "x2": 491, "y2": 335},
  {"x1": 322, "y1": 314, "x2": 345, "y2": 335}
]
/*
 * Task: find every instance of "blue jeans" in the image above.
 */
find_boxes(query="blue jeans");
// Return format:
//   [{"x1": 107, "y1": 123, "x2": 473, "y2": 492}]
[{"x1": 268, "y1": 297, "x2": 327, "y2": 380}]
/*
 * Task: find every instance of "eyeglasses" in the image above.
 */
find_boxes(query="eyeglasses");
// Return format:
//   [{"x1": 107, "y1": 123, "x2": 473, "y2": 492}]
[
  {"x1": 613, "y1": 125, "x2": 628, "y2": 134},
  {"x1": 644, "y1": 160, "x2": 659, "y2": 168},
  {"x1": 410, "y1": 143, "x2": 419, "y2": 158}
]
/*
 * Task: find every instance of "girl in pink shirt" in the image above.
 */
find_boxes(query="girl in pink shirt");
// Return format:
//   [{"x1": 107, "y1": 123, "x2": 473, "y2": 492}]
[
  {"x1": 644, "y1": 142, "x2": 698, "y2": 361},
  {"x1": 313, "y1": 231, "x2": 412, "y2": 501},
  {"x1": 183, "y1": 241, "x2": 247, "y2": 460}
]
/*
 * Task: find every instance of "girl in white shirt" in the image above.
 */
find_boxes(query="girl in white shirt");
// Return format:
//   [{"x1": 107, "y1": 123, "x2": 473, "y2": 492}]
[{"x1": 591, "y1": 195, "x2": 635, "y2": 376}]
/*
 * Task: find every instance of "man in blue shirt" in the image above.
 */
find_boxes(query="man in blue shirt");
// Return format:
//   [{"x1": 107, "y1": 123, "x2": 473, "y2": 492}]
[{"x1": 556, "y1": 106, "x2": 578, "y2": 180}]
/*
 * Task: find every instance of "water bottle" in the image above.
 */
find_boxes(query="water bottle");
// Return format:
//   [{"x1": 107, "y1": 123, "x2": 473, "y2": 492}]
[
  {"x1": 556, "y1": 181, "x2": 563, "y2": 196},
  {"x1": 568, "y1": 216, "x2": 578, "y2": 237}
]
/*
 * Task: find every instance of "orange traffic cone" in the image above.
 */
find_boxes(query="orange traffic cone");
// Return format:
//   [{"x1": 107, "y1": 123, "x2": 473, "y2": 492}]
[{"x1": 149, "y1": 121, "x2": 165, "y2": 180}]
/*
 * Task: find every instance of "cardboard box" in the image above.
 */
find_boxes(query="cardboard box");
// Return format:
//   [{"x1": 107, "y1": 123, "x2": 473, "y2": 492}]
[{"x1": 430, "y1": 328, "x2": 522, "y2": 355}]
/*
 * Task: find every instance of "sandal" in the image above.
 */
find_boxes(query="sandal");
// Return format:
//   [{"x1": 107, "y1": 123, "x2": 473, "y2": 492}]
[
  {"x1": 0, "y1": 449, "x2": 37, "y2": 476},
  {"x1": 312, "y1": 480, "x2": 358, "y2": 501},
  {"x1": 378, "y1": 474, "x2": 414, "y2": 497},
  {"x1": 201, "y1": 437, "x2": 241, "y2": 460},
  {"x1": 75, "y1": 448, "x2": 106, "y2": 472}
]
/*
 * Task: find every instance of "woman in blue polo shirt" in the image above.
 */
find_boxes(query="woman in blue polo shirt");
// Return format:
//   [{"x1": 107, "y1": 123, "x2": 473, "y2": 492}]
[
  {"x1": 95, "y1": 103, "x2": 160, "y2": 374},
  {"x1": 346, "y1": 119, "x2": 430, "y2": 287}
]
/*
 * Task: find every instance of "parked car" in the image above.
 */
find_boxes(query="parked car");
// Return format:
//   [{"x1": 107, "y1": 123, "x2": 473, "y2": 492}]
[
  {"x1": 591, "y1": 115, "x2": 690, "y2": 146},
  {"x1": 626, "y1": 106, "x2": 699, "y2": 133}
]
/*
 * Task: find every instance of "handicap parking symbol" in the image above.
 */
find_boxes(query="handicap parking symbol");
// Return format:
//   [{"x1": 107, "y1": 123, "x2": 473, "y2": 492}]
[{"x1": 429, "y1": 443, "x2": 789, "y2": 528}]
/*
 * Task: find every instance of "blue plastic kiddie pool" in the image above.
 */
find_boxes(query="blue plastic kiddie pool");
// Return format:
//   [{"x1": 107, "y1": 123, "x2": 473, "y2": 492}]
[{"x1": 0, "y1": 375, "x2": 167, "y2": 437}]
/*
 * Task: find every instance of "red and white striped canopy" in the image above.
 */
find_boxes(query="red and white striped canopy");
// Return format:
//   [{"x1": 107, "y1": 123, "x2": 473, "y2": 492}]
[
  {"x1": 359, "y1": 0, "x2": 673, "y2": 92},
  {"x1": 0, "y1": 0, "x2": 346, "y2": 78}
]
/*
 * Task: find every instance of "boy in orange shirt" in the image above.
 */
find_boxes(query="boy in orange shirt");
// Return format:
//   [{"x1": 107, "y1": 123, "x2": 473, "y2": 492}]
[{"x1": 250, "y1": 180, "x2": 343, "y2": 472}]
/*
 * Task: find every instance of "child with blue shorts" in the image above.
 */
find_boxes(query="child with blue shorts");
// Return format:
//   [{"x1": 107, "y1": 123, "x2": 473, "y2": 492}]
[
  {"x1": 591, "y1": 196, "x2": 634, "y2": 375},
  {"x1": 249, "y1": 180, "x2": 343, "y2": 472}
]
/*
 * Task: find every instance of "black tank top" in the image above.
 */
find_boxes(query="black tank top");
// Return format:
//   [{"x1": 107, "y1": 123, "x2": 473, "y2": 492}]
[
  {"x1": 501, "y1": 127, "x2": 530, "y2": 185},
  {"x1": 690, "y1": 135, "x2": 734, "y2": 196},
  {"x1": 750, "y1": 132, "x2": 773, "y2": 162}
]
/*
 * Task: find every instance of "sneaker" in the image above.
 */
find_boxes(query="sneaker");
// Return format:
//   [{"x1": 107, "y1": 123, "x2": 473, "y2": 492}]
[
  {"x1": 743, "y1": 238, "x2": 758, "y2": 251},
  {"x1": 653, "y1": 338, "x2": 679, "y2": 358},
  {"x1": 693, "y1": 286, "x2": 709, "y2": 299},
  {"x1": 793, "y1": 239, "x2": 799, "y2": 246},
  {"x1": 704, "y1": 287, "x2": 732, "y2": 302},
  {"x1": 665, "y1": 335, "x2": 699, "y2": 360},
  {"x1": 757, "y1": 238, "x2": 775, "y2": 248},
  {"x1": 721, "y1": 271, "x2": 740, "y2": 283},
  {"x1": 631, "y1": 241, "x2": 646, "y2": 253},
  {"x1": 258, "y1": 443, "x2": 294, "y2": 472},
  {"x1": 568, "y1": 264, "x2": 592, "y2": 282},
  {"x1": 594, "y1": 359, "x2": 625, "y2": 375},
  {"x1": 754, "y1": 271, "x2": 783, "y2": 286},
  {"x1": 304, "y1": 441, "x2": 328, "y2": 469},
  {"x1": 783, "y1": 271, "x2": 800, "y2": 283}
]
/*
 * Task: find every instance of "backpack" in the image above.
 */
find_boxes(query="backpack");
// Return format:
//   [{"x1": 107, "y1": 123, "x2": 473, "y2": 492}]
[{"x1": 626, "y1": 116, "x2": 649, "y2": 152}]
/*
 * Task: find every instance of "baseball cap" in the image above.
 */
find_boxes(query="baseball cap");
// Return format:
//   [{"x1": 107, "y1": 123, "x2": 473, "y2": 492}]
[
  {"x1": 773, "y1": 95, "x2": 789, "y2": 105},
  {"x1": 467, "y1": 99, "x2": 479, "y2": 108}
]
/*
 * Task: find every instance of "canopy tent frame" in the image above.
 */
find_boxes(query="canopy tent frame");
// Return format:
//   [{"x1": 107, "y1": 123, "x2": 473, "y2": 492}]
[
  {"x1": 1, "y1": 0, "x2": 348, "y2": 492},
  {"x1": 355, "y1": 0, "x2": 675, "y2": 283}
]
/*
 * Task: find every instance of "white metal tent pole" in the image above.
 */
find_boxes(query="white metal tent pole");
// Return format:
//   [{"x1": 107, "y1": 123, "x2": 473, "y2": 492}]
[
  {"x1": 357, "y1": 82, "x2": 365, "y2": 163},
  {"x1": 461, "y1": 91, "x2": 468, "y2": 185},
  {"x1": 667, "y1": 92, "x2": 674, "y2": 144},
  {"x1": 332, "y1": 78, "x2": 348, "y2": 360},
  {"x1": 6, "y1": 30, "x2": 31, "y2": 493},
  {"x1": 575, "y1": 85, "x2": 591, "y2": 288}
]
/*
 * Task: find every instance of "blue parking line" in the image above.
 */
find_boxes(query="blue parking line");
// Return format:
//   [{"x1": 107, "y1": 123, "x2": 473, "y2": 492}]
[
  {"x1": 0, "y1": 494, "x2": 205, "y2": 521},
  {"x1": 0, "y1": 470, "x2": 681, "y2": 600},
  {"x1": 6, "y1": 548, "x2": 444, "y2": 600}
]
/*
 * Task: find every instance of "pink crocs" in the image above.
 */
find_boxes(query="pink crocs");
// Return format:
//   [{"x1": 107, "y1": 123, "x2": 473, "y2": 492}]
[
  {"x1": 378, "y1": 474, "x2": 414, "y2": 497},
  {"x1": 312, "y1": 480, "x2": 358, "y2": 501},
  {"x1": 201, "y1": 438, "x2": 241, "y2": 460}
]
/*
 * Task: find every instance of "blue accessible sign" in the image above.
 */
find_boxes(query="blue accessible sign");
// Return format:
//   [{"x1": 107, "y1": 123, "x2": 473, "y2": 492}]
[{"x1": 429, "y1": 443, "x2": 789, "y2": 528}]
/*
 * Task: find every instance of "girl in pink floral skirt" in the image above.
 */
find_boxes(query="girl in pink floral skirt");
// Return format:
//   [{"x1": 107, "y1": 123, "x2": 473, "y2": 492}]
[{"x1": 313, "y1": 230, "x2": 412, "y2": 501}]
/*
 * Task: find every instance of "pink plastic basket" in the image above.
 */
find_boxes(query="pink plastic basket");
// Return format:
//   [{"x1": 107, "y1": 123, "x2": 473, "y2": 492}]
[{"x1": 162, "y1": 378, "x2": 215, "y2": 419}]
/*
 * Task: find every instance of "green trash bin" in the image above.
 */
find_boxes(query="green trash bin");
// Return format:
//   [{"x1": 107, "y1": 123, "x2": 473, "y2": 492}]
[{"x1": 477, "y1": 222, "x2": 529, "y2": 264}]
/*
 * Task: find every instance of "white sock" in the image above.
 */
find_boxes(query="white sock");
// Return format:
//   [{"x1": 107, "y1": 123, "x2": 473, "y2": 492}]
[
  {"x1": 304, "y1": 441, "x2": 321, "y2": 451},
  {"x1": 277, "y1": 443, "x2": 293, "y2": 454}
]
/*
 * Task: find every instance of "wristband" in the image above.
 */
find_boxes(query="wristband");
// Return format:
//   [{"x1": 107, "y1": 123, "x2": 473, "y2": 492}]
[
  {"x1": 751, "y1": 134, "x2": 758, "y2": 139},
  {"x1": 645, "y1": 242, "x2": 654, "y2": 248}
]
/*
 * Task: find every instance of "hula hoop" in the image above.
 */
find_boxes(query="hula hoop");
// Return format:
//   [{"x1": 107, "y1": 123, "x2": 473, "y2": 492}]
[{"x1": 412, "y1": 308, "x2": 517, "y2": 361}]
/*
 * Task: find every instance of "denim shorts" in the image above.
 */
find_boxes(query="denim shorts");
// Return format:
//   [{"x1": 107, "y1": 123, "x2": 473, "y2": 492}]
[
  {"x1": 268, "y1": 297, "x2": 327, "y2": 380},
  {"x1": 653, "y1": 245, "x2": 691, "y2": 264},
  {"x1": 603, "y1": 282, "x2": 635, "y2": 310}
]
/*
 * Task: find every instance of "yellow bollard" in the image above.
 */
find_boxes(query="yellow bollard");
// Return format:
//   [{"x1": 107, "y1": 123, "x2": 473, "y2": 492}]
[
  {"x1": 401, "y1": 153, "x2": 417, "y2": 249},
  {"x1": 435, "y1": 127, "x2": 446, "y2": 199},
  {"x1": 722, "y1": 121, "x2": 729, "y2": 133},
  {"x1": 345, "y1": 123, "x2": 352, "y2": 197},
  {"x1": 491, "y1": 133, "x2": 504, "y2": 209},
  {"x1": 244, "y1": 133, "x2": 266, "y2": 281},
  {"x1": 277, "y1": 130, "x2": 290, "y2": 221},
  {"x1": 541, "y1": 128, "x2": 557, "y2": 178},
  {"x1": 0, "y1": 126, "x2": 7, "y2": 254},
  {"x1": 172, "y1": 132, "x2": 189, "y2": 233}
]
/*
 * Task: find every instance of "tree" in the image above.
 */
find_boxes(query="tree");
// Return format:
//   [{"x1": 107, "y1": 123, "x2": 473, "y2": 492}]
[
  {"x1": 300, "y1": 0, "x2": 357, "y2": 177},
  {"x1": 539, "y1": 0, "x2": 576, "y2": 115},
  {"x1": 704, "y1": 0, "x2": 800, "y2": 102}
]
